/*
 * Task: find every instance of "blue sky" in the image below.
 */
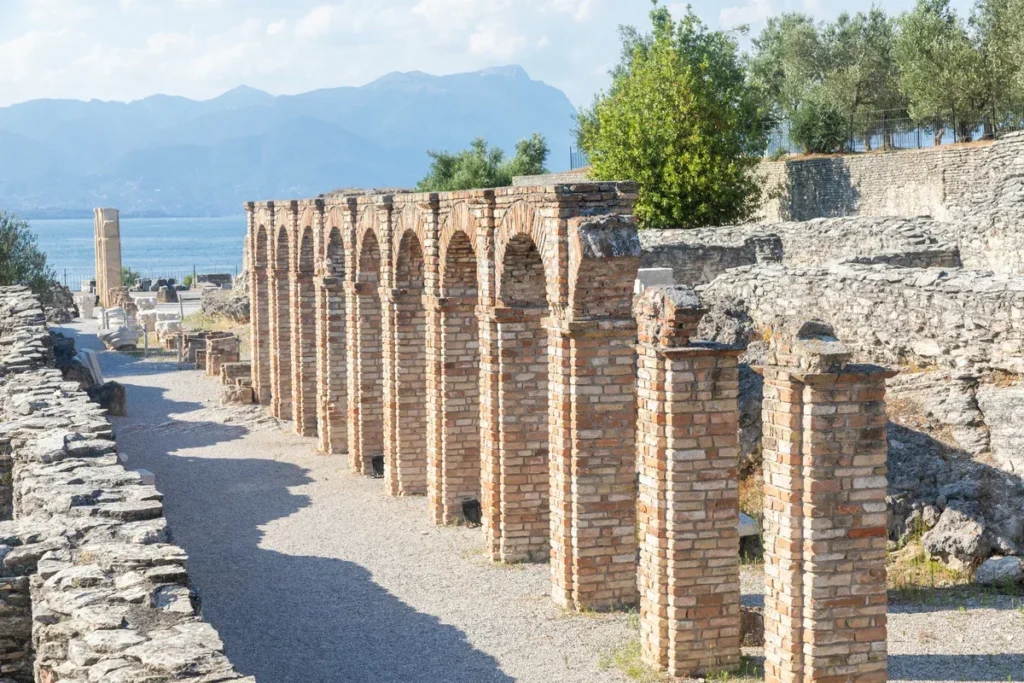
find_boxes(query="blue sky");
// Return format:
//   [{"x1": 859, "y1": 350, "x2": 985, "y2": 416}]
[{"x1": 0, "y1": 0, "x2": 975, "y2": 107}]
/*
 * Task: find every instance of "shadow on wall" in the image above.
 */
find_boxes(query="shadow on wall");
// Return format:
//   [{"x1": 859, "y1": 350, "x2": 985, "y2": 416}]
[
  {"x1": 87, "y1": 349, "x2": 514, "y2": 682},
  {"x1": 774, "y1": 158, "x2": 860, "y2": 221}
]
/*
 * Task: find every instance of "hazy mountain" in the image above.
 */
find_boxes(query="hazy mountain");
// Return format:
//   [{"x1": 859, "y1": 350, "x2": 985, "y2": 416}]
[{"x1": 0, "y1": 66, "x2": 578, "y2": 218}]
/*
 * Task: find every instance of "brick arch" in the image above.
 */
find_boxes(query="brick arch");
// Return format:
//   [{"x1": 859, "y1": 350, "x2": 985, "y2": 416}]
[
  {"x1": 298, "y1": 226, "x2": 315, "y2": 274},
  {"x1": 499, "y1": 232, "x2": 549, "y2": 308},
  {"x1": 441, "y1": 231, "x2": 477, "y2": 298},
  {"x1": 394, "y1": 230, "x2": 425, "y2": 290},
  {"x1": 439, "y1": 202, "x2": 478, "y2": 268},
  {"x1": 392, "y1": 204, "x2": 427, "y2": 274},
  {"x1": 325, "y1": 227, "x2": 345, "y2": 278},
  {"x1": 255, "y1": 225, "x2": 268, "y2": 263},
  {"x1": 567, "y1": 216, "x2": 642, "y2": 320},
  {"x1": 357, "y1": 228, "x2": 381, "y2": 283},
  {"x1": 275, "y1": 224, "x2": 290, "y2": 270},
  {"x1": 354, "y1": 203, "x2": 380, "y2": 272},
  {"x1": 494, "y1": 200, "x2": 556, "y2": 307}
]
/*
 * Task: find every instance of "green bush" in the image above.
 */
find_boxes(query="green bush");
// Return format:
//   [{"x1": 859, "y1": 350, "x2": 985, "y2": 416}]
[
  {"x1": 121, "y1": 266, "x2": 141, "y2": 288},
  {"x1": 790, "y1": 96, "x2": 849, "y2": 154},
  {"x1": 0, "y1": 210, "x2": 55, "y2": 300}
]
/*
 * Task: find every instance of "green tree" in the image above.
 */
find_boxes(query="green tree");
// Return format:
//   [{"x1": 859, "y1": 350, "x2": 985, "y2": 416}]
[
  {"x1": 970, "y1": 0, "x2": 1024, "y2": 132},
  {"x1": 578, "y1": 2, "x2": 769, "y2": 229},
  {"x1": 416, "y1": 134, "x2": 549, "y2": 192},
  {"x1": 895, "y1": 0, "x2": 985, "y2": 141},
  {"x1": 0, "y1": 210, "x2": 55, "y2": 299},
  {"x1": 748, "y1": 13, "x2": 825, "y2": 121},
  {"x1": 121, "y1": 266, "x2": 141, "y2": 288}
]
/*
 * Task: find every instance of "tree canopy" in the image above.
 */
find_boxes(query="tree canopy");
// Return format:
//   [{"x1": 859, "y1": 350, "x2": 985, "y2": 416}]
[
  {"x1": 416, "y1": 134, "x2": 549, "y2": 192},
  {"x1": 0, "y1": 210, "x2": 54, "y2": 299},
  {"x1": 577, "y1": 1, "x2": 769, "y2": 229},
  {"x1": 749, "y1": 0, "x2": 1024, "y2": 149}
]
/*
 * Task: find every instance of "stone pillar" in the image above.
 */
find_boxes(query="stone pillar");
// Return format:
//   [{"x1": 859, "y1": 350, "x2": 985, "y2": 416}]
[
  {"x1": 316, "y1": 276, "x2": 347, "y2": 454},
  {"x1": 549, "y1": 316, "x2": 640, "y2": 612},
  {"x1": 269, "y1": 265, "x2": 292, "y2": 421},
  {"x1": 636, "y1": 286, "x2": 742, "y2": 677},
  {"x1": 291, "y1": 221, "x2": 319, "y2": 438},
  {"x1": 427, "y1": 294, "x2": 481, "y2": 524},
  {"x1": 247, "y1": 205, "x2": 272, "y2": 406},
  {"x1": 761, "y1": 322, "x2": 892, "y2": 683},
  {"x1": 349, "y1": 279, "x2": 384, "y2": 475},
  {"x1": 384, "y1": 287, "x2": 429, "y2": 496},
  {"x1": 93, "y1": 208, "x2": 122, "y2": 308}
]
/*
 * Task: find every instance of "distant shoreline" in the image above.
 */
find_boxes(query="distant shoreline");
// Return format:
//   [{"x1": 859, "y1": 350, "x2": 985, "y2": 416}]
[{"x1": 24, "y1": 212, "x2": 245, "y2": 221}]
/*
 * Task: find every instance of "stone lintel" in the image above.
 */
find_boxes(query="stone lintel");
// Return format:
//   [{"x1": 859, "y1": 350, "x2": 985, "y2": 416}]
[
  {"x1": 755, "y1": 363, "x2": 898, "y2": 384},
  {"x1": 646, "y1": 342, "x2": 744, "y2": 358}
]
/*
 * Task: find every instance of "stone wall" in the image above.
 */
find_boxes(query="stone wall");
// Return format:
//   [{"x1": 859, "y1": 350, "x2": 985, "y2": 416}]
[
  {"x1": 0, "y1": 286, "x2": 250, "y2": 683},
  {"x1": 640, "y1": 216, "x2": 960, "y2": 285},
  {"x1": 248, "y1": 184, "x2": 643, "y2": 613},
  {"x1": 757, "y1": 140, "x2": 992, "y2": 222}
]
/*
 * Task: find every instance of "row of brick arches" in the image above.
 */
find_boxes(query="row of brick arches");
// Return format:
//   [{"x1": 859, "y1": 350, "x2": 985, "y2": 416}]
[
  {"x1": 245, "y1": 184, "x2": 891, "y2": 682},
  {"x1": 247, "y1": 184, "x2": 644, "y2": 612}
]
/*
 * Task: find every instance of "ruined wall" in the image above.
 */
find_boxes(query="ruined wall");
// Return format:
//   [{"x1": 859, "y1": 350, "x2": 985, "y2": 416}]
[
  {"x1": 757, "y1": 140, "x2": 991, "y2": 222},
  {"x1": 0, "y1": 286, "x2": 250, "y2": 683},
  {"x1": 701, "y1": 263, "x2": 1024, "y2": 378},
  {"x1": 640, "y1": 216, "x2": 963, "y2": 285}
]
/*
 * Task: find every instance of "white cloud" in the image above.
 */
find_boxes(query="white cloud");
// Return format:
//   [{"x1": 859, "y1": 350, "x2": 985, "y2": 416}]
[
  {"x1": 468, "y1": 23, "x2": 526, "y2": 59},
  {"x1": 720, "y1": 0, "x2": 775, "y2": 28},
  {"x1": 295, "y1": 5, "x2": 335, "y2": 39},
  {"x1": 266, "y1": 19, "x2": 288, "y2": 37}
]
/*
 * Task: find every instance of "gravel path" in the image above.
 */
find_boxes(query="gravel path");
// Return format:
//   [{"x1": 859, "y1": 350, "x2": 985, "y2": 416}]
[{"x1": 61, "y1": 320, "x2": 1024, "y2": 683}]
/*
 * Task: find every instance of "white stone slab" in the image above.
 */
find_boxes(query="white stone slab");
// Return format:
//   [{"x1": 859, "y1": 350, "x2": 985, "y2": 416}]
[{"x1": 634, "y1": 268, "x2": 675, "y2": 295}]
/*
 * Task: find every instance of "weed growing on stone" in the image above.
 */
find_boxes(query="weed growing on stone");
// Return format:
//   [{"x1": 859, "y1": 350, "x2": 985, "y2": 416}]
[{"x1": 597, "y1": 640, "x2": 660, "y2": 682}]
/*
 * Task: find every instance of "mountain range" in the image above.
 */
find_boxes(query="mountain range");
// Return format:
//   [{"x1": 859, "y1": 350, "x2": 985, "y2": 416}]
[{"x1": 0, "y1": 66, "x2": 579, "y2": 218}]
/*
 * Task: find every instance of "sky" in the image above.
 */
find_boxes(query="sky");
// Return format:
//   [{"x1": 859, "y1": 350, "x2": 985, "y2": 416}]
[{"x1": 0, "y1": 0, "x2": 976, "y2": 108}]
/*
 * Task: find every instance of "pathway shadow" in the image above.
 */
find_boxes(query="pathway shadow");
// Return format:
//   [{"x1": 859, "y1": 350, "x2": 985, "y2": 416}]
[
  {"x1": 890, "y1": 654, "x2": 1024, "y2": 681},
  {"x1": 72, "y1": 325, "x2": 513, "y2": 683}
]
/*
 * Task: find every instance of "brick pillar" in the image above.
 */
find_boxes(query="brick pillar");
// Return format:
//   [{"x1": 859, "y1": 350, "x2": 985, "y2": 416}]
[
  {"x1": 427, "y1": 295, "x2": 481, "y2": 524},
  {"x1": 248, "y1": 210, "x2": 272, "y2": 407},
  {"x1": 384, "y1": 288, "x2": 428, "y2": 496},
  {"x1": 478, "y1": 305, "x2": 502, "y2": 559},
  {"x1": 490, "y1": 305, "x2": 550, "y2": 563},
  {"x1": 291, "y1": 262, "x2": 317, "y2": 438},
  {"x1": 635, "y1": 287, "x2": 742, "y2": 677},
  {"x1": 268, "y1": 266, "x2": 292, "y2": 420},
  {"x1": 347, "y1": 280, "x2": 384, "y2": 475},
  {"x1": 316, "y1": 277, "x2": 347, "y2": 454},
  {"x1": 549, "y1": 318, "x2": 639, "y2": 612},
  {"x1": 762, "y1": 323, "x2": 892, "y2": 683}
]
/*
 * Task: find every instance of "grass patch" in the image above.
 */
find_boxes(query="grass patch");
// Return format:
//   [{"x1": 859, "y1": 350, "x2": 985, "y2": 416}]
[
  {"x1": 598, "y1": 640, "x2": 660, "y2": 682},
  {"x1": 706, "y1": 657, "x2": 764, "y2": 682},
  {"x1": 888, "y1": 538, "x2": 968, "y2": 594},
  {"x1": 738, "y1": 471, "x2": 764, "y2": 524}
]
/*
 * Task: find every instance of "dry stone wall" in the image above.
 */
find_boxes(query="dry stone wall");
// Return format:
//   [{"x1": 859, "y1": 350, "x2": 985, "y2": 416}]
[{"x1": 0, "y1": 286, "x2": 249, "y2": 683}]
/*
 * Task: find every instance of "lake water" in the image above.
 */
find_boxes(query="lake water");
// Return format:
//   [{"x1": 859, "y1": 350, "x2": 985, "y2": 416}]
[{"x1": 29, "y1": 216, "x2": 247, "y2": 290}]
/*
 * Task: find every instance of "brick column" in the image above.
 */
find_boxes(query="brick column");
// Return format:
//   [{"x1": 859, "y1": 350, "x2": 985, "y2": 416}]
[
  {"x1": 290, "y1": 258, "x2": 317, "y2": 438},
  {"x1": 549, "y1": 317, "x2": 639, "y2": 612},
  {"x1": 427, "y1": 295, "x2": 481, "y2": 524},
  {"x1": 762, "y1": 323, "x2": 892, "y2": 683},
  {"x1": 348, "y1": 280, "x2": 384, "y2": 475},
  {"x1": 268, "y1": 266, "x2": 292, "y2": 421},
  {"x1": 384, "y1": 288, "x2": 428, "y2": 496},
  {"x1": 491, "y1": 305, "x2": 550, "y2": 563},
  {"x1": 248, "y1": 206, "x2": 272, "y2": 406},
  {"x1": 316, "y1": 277, "x2": 347, "y2": 454},
  {"x1": 636, "y1": 287, "x2": 742, "y2": 677},
  {"x1": 478, "y1": 304, "x2": 502, "y2": 560}
]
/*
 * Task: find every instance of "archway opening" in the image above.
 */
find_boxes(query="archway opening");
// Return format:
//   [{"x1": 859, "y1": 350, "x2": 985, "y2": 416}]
[
  {"x1": 293, "y1": 226, "x2": 317, "y2": 437},
  {"x1": 318, "y1": 226, "x2": 347, "y2": 454},
  {"x1": 435, "y1": 230, "x2": 480, "y2": 523},
  {"x1": 253, "y1": 225, "x2": 271, "y2": 405},
  {"x1": 273, "y1": 226, "x2": 292, "y2": 420},
  {"x1": 353, "y1": 229, "x2": 384, "y2": 475},
  {"x1": 496, "y1": 232, "x2": 550, "y2": 562},
  {"x1": 391, "y1": 230, "x2": 428, "y2": 495}
]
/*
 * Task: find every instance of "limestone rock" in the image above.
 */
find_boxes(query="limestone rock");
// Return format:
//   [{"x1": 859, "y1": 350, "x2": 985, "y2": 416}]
[
  {"x1": 86, "y1": 382, "x2": 127, "y2": 417},
  {"x1": 923, "y1": 504, "x2": 993, "y2": 572},
  {"x1": 975, "y1": 556, "x2": 1024, "y2": 585}
]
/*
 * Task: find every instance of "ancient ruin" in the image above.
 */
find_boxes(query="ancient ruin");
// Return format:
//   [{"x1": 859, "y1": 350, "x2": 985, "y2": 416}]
[
  {"x1": 93, "y1": 208, "x2": 123, "y2": 309},
  {"x1": 0, "y1": 286, "x2": 250, "y2": 682},
  {"x1": 245, "y1": 182, "x2": 897, "y2": 680}
]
